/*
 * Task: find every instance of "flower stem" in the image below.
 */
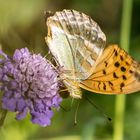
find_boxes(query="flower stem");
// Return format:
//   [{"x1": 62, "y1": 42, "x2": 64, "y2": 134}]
[{"x1": 113, "y1": 0, "x2": 133, "y2": 140}]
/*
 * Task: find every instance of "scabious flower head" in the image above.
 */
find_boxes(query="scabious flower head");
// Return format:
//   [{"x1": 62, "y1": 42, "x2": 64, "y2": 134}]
[{"x1": 0, "y1": 48, "x2": 62, "y2": 126}]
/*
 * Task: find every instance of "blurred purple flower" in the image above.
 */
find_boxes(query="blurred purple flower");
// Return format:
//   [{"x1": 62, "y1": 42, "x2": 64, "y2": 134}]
[{"x1": 0, "y1": 48, "x2": 62, "y2": 126}]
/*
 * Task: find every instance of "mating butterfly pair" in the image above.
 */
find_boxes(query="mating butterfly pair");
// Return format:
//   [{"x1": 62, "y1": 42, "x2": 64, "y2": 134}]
[{"x1": 45, "y1": 9, "x2": 140, "y2": 99}]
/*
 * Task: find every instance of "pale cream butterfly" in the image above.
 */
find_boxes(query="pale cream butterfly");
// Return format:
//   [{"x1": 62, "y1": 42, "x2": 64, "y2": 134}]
[{"x1": 45, "y1": 9, "x2": 140, "y2": 99}]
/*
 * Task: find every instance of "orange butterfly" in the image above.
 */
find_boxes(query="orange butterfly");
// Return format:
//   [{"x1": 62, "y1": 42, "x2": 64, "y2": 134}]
[{"x1": 45, "y1": 9, "x2": 140, "y2": 99}]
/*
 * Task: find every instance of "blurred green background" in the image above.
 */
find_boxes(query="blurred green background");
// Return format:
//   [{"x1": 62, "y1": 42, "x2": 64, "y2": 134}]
[{"x1": 0, "y1": 0, "x2": 140, "y2": 140}]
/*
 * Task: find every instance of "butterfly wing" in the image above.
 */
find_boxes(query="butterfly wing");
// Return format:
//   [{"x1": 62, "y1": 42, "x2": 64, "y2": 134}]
[
  {"x1": 46, "y1": 9, "x2": 106, "y2": 80},
  {"x1": 80, "y1": 45, "x2": 140, "y2": 94},
  {"x1": 46, "y1": 10, "x2": 140, "y2": 95}
]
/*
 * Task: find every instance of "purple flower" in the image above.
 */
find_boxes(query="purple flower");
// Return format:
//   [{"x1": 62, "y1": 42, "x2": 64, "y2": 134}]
[{"x1": 0, "y1": 48, "x2": 62, "y2": 126}]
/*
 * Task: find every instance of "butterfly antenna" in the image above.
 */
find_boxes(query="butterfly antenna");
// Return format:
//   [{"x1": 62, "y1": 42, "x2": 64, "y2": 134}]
[
  {"x1": 74, "y1": 100, "x2": 80, "y2": 125},
  {"x1": 85, "y1": 96, "x2": 112, "y2": 122}
]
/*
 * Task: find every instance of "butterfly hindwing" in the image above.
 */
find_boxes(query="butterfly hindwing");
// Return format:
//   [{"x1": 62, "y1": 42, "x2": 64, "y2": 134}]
[{"x1": 80, "y1": 45, "x2": 140, "y2": 94}]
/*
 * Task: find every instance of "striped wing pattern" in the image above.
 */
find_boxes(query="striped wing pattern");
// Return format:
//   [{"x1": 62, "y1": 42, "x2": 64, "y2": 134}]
[{"x1": 46, "y1": 9, "x2": 106, "y2": 80}]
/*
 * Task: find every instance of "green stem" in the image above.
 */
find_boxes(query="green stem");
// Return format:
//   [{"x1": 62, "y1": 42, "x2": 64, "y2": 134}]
[
  {"x1": 120, "y1": 0, "x2": 133, "y2": 51},
  {"x1": 113, "y1": 0, "x2": 133, "y2": 140}
]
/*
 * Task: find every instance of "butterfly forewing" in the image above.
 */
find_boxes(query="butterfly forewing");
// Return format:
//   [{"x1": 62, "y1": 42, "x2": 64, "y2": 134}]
[{"x1": 46, "y1": 9, "x2": 106, "y2": 80}]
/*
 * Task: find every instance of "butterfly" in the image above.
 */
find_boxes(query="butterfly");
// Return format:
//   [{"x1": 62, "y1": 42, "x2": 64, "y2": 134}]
[{"x1": 45, "y1": 9, "x2": 140, "y2": 99}]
